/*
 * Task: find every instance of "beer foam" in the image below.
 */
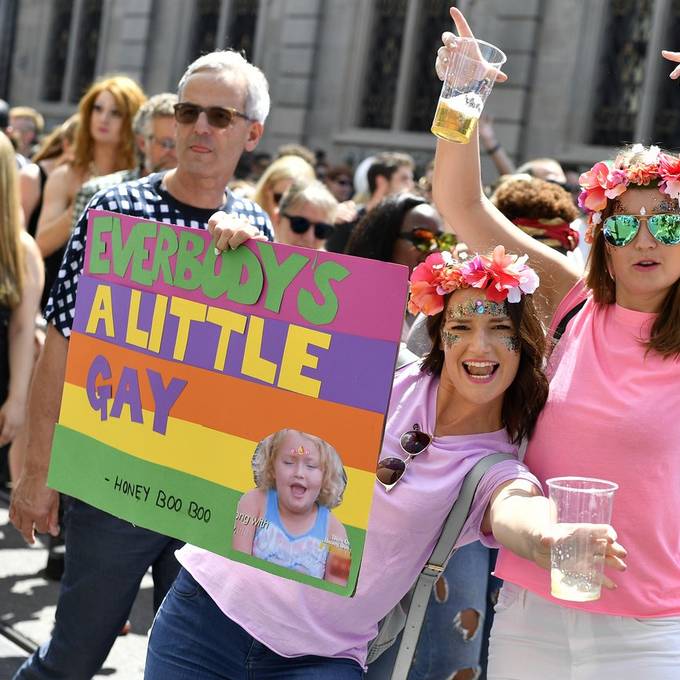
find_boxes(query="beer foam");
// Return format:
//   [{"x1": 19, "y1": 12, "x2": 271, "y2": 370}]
[{"x1": 439, "y1": 92, "x2": 484, "y2": 118}]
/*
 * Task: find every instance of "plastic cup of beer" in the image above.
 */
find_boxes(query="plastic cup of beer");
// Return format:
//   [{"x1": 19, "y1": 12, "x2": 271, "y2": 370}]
[
  {"x1": 432, "y1": 37, "x2": 506, "y2": 143},
  {"x1": 546, "y1": 477, "x2": 618, "y2": 602}
]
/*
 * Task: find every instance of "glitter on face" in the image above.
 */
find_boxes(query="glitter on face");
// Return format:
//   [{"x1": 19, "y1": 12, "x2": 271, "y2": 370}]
[
  {"x1": 655, "y1": 199, "x2": 678, "y2": 213},
  {"x1": 441, "y1": 329, "x2": 461, "y2": 348},
  {"x1": 448, "y1": 300, "x2": 508, "y2": 319},
  {"x1": 502, "y1": 335, "x2": 520, "y2": 352},
  {"x1": 640, "y1": 206, "x2": 647, "y2": 216},
  {"x1": 291, "y1": 446, "x2": 308, "y2": 456}
]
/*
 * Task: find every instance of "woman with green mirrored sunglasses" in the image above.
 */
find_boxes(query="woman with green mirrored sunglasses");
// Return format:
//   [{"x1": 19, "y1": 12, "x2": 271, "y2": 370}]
[
  {"x1": 432, "y1": 15, "x2": 680, "y2": 676},
  {"x1": 603, "y1": 212, "x2": 680, "y2": 247}
]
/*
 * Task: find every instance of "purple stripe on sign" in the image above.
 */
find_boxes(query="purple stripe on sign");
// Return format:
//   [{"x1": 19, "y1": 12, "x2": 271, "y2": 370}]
[
  {"x1": 72, "y1": 276, "x2": 398, "y2": 414},
  {"x1": 84, "y1": 210, "x2": 408, "y2": 343}
]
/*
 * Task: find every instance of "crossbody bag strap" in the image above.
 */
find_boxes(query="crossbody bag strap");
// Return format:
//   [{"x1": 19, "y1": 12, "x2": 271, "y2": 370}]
[
  {"x1": 389, "y1": 452, "x2": 516, "y2": 680},
  {"x1": 552, "y1": 298, "x2": 586, "y2": 343}
]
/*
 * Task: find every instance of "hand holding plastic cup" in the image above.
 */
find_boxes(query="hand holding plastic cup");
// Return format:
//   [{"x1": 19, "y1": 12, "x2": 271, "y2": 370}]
[
  {"x1": 432, "y1": 36, "x2": 506, "y2": 143},
  {"x1": 546, "y1": 477, "x2": 618, "y2": 602}
]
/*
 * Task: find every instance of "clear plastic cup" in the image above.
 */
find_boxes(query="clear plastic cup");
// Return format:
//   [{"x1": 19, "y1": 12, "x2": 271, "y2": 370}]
[
  {"x1": 546, "y1": 477, "x2": 618, "y2": 602},
  {"x1": 431, "y1": 37, "x2": 506, "y2": 143}
]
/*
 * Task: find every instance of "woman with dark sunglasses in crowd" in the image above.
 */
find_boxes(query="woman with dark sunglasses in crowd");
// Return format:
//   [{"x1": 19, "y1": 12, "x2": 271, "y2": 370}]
[
  {"x1": 433, "y1": 9, "x2": 680, "y2": 678},
  {"x1": 274, "y1": 179, "x2": 338, "y2": 250},
  {"x1": 346, "y1": 193, "x2": 455, "y2": 272},
  {"x1": 144, "y1": 235, "x2": 625, "y2": 678}
]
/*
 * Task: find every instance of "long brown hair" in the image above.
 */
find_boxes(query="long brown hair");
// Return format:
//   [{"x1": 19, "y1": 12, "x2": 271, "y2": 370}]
[
  {"x1": 72, "y1": 75, "x2": 146, "y2": 172},
  {"x1": 586, "y1": 182, "x2": 680, "y2": 359},
  {"x1": 420, "y1": 294, "x2": 549, "y2": 444},
  {"x1": 0, "y1": 133, "x2": 24, "y2": 307}
]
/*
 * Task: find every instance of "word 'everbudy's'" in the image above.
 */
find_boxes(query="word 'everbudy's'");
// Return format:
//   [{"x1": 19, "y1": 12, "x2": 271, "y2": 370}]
[{"x1": 88, "y1": 216, "x2": 350, "y2": 326}]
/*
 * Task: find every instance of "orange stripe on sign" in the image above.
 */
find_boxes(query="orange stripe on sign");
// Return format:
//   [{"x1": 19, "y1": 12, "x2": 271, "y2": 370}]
[{"x1": 65, "y1": 332, "x2": 386, "y2": 473}]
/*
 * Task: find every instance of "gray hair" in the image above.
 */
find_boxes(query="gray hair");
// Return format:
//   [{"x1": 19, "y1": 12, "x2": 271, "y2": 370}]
[
  {"x1": 279, "y1": 180, "x2": 338, "y2": 223},
  {"x1": 132, "y1": 92, "x2": 178, "y2": 137},
  {"x1": 177, "y1": 50, "x2": 270, "y2": 124}
]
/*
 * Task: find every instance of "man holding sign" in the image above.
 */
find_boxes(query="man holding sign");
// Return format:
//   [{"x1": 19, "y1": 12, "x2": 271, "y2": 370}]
[{"x1": 10, "y1": 50, "x2": 273, "y2": 680}]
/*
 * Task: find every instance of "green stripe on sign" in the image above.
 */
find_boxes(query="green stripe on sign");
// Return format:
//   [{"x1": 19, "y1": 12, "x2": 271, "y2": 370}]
[{"x1": 48, "y1": 425, "x2": 365, "y2": 596}]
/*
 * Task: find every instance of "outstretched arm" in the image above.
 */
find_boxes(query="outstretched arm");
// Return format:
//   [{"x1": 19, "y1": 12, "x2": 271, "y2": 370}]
[
  {"x1": 482, "y1": 479, "x2": 627, "y2": 590},
  {"x1": 433, "y1": 7, "x2": 580, "y2": 323}
]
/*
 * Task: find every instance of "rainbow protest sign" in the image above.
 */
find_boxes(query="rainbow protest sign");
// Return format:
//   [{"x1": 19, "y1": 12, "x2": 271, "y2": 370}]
[{"x1": 48, "y1": 210, "x2": 407, "y2": 595}]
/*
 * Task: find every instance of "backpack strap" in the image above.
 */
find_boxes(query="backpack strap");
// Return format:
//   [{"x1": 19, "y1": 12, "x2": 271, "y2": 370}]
[
  {"x1": 389, "y1": 452, "x2": 516, "y2": 680},
  {"x1": 552, "y1": 298, "x2": 586, "y2": 344}
]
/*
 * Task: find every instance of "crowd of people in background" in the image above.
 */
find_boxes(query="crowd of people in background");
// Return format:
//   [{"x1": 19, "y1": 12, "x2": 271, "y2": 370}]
[{"x1": 3, "y1": 6, "x2": 680, "y2": 677}]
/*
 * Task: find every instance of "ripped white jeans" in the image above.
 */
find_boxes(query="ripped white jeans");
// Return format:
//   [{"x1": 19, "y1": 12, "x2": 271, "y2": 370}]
[{"x1": 487, "y1": 583, "x2": 680, "y2": 680}]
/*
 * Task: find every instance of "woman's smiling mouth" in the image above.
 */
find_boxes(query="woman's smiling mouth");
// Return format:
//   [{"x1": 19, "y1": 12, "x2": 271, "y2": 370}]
[{"x1": 462, "y1": 360, "x2": 499, "y2": 383}]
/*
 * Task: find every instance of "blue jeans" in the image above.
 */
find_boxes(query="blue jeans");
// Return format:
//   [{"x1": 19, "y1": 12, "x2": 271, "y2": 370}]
[
  {"x1": 367, "y1": 541, "x2": 491, "y2": 680},
  {"x1": 145, "y1": 568, "x2": 364, "y2": 679},
  {"x1": 13, "y1": 498, "x2": 182, "y2": 679}
]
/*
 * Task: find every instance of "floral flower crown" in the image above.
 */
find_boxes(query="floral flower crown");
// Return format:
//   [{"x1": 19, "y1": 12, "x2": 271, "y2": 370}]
[
  {"x1": 408, "y1": 246, "x2": 540, "y2": 316},
  {"x1": 578, "y1": 144, "x2": 680, "y2": 243}
]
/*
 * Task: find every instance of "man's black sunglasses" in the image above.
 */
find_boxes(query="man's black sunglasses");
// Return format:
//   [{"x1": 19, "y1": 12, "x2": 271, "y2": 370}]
[
  {"x1": 173, "y1": 102, "x2": 251, "y2": 128},
  {"x1": 283, "y1": 214, "x2": 334, "y2": 240}
]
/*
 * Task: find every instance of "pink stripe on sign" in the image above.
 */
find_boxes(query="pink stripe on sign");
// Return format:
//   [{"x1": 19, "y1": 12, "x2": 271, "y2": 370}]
[{"x1": 84, "y1": 210, "x2": 408, "y2": 343}]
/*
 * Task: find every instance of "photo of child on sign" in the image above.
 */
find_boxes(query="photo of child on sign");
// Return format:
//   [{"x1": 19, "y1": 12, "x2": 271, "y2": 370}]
[{"x1": 233, "y1": 429, "x2": 351, "y2": 585}]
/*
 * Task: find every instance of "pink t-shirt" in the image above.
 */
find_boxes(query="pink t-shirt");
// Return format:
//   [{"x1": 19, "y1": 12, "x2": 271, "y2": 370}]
[
  {"x1": 496, "y1": 289, "x2": 680, "y2": 617},
  {"x1": 177, "y1": 362, "x2": 539, "y2": 666}
]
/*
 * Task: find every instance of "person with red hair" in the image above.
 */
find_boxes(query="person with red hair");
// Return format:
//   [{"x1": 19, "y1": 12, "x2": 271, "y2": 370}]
[{"x1": 35, "y1": 75, "x2": 146, "y2": 309}]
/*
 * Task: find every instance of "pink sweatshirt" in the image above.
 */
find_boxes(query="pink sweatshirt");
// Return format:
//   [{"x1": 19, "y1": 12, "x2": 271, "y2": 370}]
[
  {"x1": 497, "y1": 289, "x2": 680, "y2": 617},
  {"x1": 177, "y1": 362, "x2": 539, "y2": 666}
]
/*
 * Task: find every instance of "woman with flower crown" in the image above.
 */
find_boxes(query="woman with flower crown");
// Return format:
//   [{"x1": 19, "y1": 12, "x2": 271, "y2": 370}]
[
  {"x1": 144, "y1": 231, "x2": 625, "y2": 678},
  {"x1": 433, "y1": 7, "x2": 680, "y2": 679}
]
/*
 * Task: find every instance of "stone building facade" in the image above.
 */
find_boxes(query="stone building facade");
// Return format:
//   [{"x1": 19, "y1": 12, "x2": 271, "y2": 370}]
[{"x1": 1, "y1": 0, "x2": 679, "y2": 175}]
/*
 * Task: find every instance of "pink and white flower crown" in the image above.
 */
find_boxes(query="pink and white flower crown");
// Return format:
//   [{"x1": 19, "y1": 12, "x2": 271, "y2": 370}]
[
  {"x1": 578, "y1": 144, "x2": 680, "y2": 243},
  {"x1": 408, "y1": 246, "x2": 540, "y2": 316}
]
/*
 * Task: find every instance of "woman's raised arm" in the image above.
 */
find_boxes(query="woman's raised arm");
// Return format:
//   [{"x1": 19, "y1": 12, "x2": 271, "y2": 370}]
[{"x1": 433, "y1": 7, "x2": 580, "y2": 322}]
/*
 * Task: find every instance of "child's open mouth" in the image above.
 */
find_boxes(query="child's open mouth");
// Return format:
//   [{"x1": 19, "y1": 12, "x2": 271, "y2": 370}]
[
  {"x1": 290, "y1": 484, "x2": 307, "y2": 498},
  {"x1": 462, "y1": 360, "x2": 499, "y2": 382}
]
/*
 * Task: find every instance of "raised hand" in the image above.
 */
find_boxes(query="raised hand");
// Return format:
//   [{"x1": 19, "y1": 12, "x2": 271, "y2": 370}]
[
  {"x1": 662, "y1": 49, "x2": 680, "y2": 79},
  {"x1": 436, "y1": 7, "x2": 508, "y2": 83}
]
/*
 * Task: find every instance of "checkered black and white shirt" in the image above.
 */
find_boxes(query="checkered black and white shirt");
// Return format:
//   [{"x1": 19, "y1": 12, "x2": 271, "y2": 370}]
[{"x1": 45, "y1": 172, "x2": 273, "y2": 337}]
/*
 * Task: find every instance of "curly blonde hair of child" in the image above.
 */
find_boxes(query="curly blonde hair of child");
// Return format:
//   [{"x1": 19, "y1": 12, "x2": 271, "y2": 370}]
[{"x1": 251, "y1": 429, "x2": 347, "y2": 508}]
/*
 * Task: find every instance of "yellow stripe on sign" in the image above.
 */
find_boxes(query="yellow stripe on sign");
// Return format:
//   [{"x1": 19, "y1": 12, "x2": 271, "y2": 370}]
[{"x1": 59, "y1": 383, "x2": 376, "y2": 528}]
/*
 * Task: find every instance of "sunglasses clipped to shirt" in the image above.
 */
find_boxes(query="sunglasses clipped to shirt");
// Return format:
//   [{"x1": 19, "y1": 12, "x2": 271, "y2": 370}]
[
  {"x1": 376, "y1": 424, "x2": 432, "y2": 492},
  {"x1": 283, "y1": 213, "x2": 335, "y2": 240},
  {"x1": 398, "y1": 228, "x2": 457, "y2": 253},
  {"x1": 173, "y1": 102, "x2": 251, "y2": 128},
  {"x1": 603, "y1": 213, "x2": 680, "y2": 247}
]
